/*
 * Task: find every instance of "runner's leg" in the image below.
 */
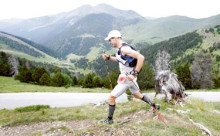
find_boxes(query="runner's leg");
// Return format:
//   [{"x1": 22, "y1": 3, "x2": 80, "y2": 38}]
[{"x1": 107, "y1": 83, "x2": 129, "y2": 120}]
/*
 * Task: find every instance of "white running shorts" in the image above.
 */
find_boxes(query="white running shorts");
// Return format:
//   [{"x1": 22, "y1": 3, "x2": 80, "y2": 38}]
[{"x1": 111, "y1": 76, "x2": 140, "y2": 98}]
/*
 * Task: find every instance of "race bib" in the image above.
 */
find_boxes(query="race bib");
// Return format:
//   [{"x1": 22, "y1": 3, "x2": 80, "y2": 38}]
[{"x1": 118, "y1": 76, "x2": 126, "y2": 84}]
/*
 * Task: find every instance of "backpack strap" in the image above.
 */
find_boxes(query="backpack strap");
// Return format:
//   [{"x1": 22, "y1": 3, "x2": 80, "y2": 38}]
[{"x1": 117, "y1": 43, "x2": 137, "y2": 67}]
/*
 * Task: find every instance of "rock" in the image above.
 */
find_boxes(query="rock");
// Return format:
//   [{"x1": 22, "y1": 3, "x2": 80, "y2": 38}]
[
  {"x1": 189, "y1": 119, "x2": 213, "y2": 136},
  {"x1": 213, "y1": 110, "x2": 220, "y2": 114},
  {"x1": 176, "y1": 109, "x2": 190, "y2": 114}
]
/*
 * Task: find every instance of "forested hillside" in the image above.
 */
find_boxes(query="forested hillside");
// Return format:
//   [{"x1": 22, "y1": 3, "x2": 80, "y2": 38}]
[
  {"x1": 0, "y1": 31, "x2": 81, "y2": 74},
  {"x1": 141, "y1": 31, "x2": 203, "y2": 66},
  {"x1": 141, "y1": 25, "x2": 220, "y2": 68},
  {"x1": 0, "y1": 31, "x2": 58, "y2": 57},
  {"x1": 1, "y1": 31, "x2": 58, "y2": 58}
]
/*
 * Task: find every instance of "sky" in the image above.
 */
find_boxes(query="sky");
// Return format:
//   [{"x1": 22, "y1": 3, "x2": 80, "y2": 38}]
[{"x1": 0, "y1": 0, "x2": 220, "y2": 20}]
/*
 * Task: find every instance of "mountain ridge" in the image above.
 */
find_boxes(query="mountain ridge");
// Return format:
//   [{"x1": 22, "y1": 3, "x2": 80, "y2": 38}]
[{"x1": 0, "y1": 4, "x2": 220, "y2": 60}]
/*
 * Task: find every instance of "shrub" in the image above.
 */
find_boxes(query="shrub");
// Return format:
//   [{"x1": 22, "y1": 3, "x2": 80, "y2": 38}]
[
  {"x1": 93, "y1": 75, "x2": 103, "y2": 87},
  {"x1": 51, "y1": 72, "x2": 66, "y2": 87},
  {"x1": 62, "y1": 73, "x2": 73, "y2": 87},
  {"x1": 32, "y1": 67, "x2": 47, "y2": 83},
  {"x1": 82, "y1": 73, "x2": 94, "y2": 88},
  {"x1": 15, "y1": 65, "x2": 33, "y2": 83},
  {"x1": 39, "y1": 73, "x2": 51, "y2": 86},
  {"x1": 15, "y1": 105, "x2": 50, "y2": 112}
]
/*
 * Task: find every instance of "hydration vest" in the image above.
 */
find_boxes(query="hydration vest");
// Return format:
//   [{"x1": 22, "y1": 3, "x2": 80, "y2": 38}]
[{"x1": 116, "y1": 43, "x2": 137, "y2": 67}]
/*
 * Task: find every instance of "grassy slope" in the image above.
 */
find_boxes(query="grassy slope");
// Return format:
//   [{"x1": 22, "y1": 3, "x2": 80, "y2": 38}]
[
  {"x1": 122, "y1": 17, "x2": 198, "y2": 44},
  {"x1": 1, "y1": 76, "x2": 219, "y2": 93},
  {"x1": 0, "y1": 76, "x2": 110, "y2": 93},
  {"x1": 0, "y1": 99, "x2": 219, "y2": 135}
]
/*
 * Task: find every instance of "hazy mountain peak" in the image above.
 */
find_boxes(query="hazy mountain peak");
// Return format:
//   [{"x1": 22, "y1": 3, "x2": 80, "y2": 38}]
[
  {"x1": 64, "y1": 3, "x2": 143, "y2": 19},
  {"x1": 158, "y1": 15, "x2": 196, "y2": 21},
  {"x1": 94, "y1": 3, "x2": 115, "y2": 9},
  {"x1": 65, "y1": 5, "x2": 93, "y2": 18},
  {"x1": 91, "y1": 3, "x2": 143, "y2": 19}
]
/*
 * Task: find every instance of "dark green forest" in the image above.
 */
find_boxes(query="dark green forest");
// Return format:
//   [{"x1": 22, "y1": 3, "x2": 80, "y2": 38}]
[{"x1": 140, "y1": 31, "x2": 203, "y2": 66}]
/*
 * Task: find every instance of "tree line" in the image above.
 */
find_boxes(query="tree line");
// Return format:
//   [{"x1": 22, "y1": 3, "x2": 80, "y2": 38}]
[{"x1": 1, "y1": 50, "x2": 219, "y2": 90}]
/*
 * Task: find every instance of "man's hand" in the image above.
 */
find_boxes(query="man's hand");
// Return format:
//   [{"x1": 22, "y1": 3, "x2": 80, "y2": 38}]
[
  {"x1": 102, "y1": 54, "x2": 110, "y2": 60},
  {"x1": 127, "y1": 74, "x2": 135, "y2": 81}
]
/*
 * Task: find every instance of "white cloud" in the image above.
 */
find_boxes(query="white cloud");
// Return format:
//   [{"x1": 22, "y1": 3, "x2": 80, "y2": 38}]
[{"x1": 0, "y1": 0, "x2": 219, "y2": 20}]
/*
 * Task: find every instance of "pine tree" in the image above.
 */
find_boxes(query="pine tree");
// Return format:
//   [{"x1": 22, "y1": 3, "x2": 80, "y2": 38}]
[
  {"x1": 138, "y1": 63, "x2": 155, "y2": 90},
  {"x1": 213, "y1": 72, "x2": 220, "y2": 88},
  {"x1": 175, "y1": 62, "x2": 192, "y2": 89},
  {"x1": 16, "y1": 65, "x2": 33, "y2": 83},
  {"x1": 0, "y1": 58, "x2": 11, "y2": 76},
  {"x1": 93, "y1": 75, "x2": 103, "y2": 87},
  {"x1": 51, "y1": 72, "x2": 66, "y2": 87},
  {"x1": 62, "y1": 73, "x2": 73, "y2": 87},
  {"x1": 39, "y1": 73, "x2": 51, "y2": 86},
  {"x1": 72, "y1": 76, "x2": 78, "y2": 86},
  {"x1": 82, "y1": 73, "x2": 94, "y2": 88},
  {"x1": 0, "y1": 52, "x2": 11, "y2": 76},
  {"x1": 32, "y1": 67, "x2": 47, "y2": 83},
  {"x1": 103, "y1": 71, "x2": 119, "y2": 89}
]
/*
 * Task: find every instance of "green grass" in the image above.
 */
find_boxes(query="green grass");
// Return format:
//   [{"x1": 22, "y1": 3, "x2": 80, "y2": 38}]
[
  {"x1": 86, "y1": 45, "x2": 103, "y2": 61},
  {"x1": 15, "y1": 105, "x2": 50, "y2": 112},
  {"x1": 0, "y1": 103, "x2": 106, "y2": 127},
  {"x1": 0, "y1": 76, "x2": 110, "y2": 93},
  {"x1": 0, "y1": 99, "x2": 219, "y2": 135},
  {"x1": 1, "y1": 76, "x2": 219, "y2": 93}
]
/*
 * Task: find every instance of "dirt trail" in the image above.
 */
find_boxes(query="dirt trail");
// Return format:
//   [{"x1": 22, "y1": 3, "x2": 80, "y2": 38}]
[{"x1": 0, "y1": 110, "x2": 166, "y2": 136}]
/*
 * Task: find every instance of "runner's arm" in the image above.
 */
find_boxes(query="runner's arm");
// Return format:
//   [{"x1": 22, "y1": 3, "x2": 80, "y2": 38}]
[
  {"x1": 109, "y1": 56, "x2": 117, "y2": 62},
  {"x1": 102, "y1": 54, "x2": 117, "y2": 62}
]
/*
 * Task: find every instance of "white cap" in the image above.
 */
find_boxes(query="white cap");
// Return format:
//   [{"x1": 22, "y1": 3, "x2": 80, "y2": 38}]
[{"x1": 105, "y1": 30, "x2": 122, "y2": 40}]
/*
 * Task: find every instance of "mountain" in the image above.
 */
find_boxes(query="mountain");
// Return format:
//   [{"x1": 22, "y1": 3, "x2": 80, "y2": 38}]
[
  {"x1": 0, "y1": 31, "x2": 77, "y2": 72},
  {"x1": 0, "y1": 31, "x2": 53, "y2": 57},
  {"x1": 0, "y1": 4, "x2": 143, "y2": 47},
  {"x1": 0, "y1": 4, "x2": 220, "y2": 60},
  {"x1": 0, "y1": 31, "x2": 58, "y2": 57},
  {"x1": 0, "y1": 4, "x2": 144, "y2": 59},
  {"x1": 123, "y1": 14, "x2": 220, "y2": 44}
]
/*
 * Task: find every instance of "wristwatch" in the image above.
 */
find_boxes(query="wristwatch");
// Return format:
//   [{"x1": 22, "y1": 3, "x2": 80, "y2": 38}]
[
  {"x1": 131, "y1": 69, "x2": 139, "y2": 76},
  {"x1": 107, "y1": 55, "x2": 110, "y2": 60}
]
